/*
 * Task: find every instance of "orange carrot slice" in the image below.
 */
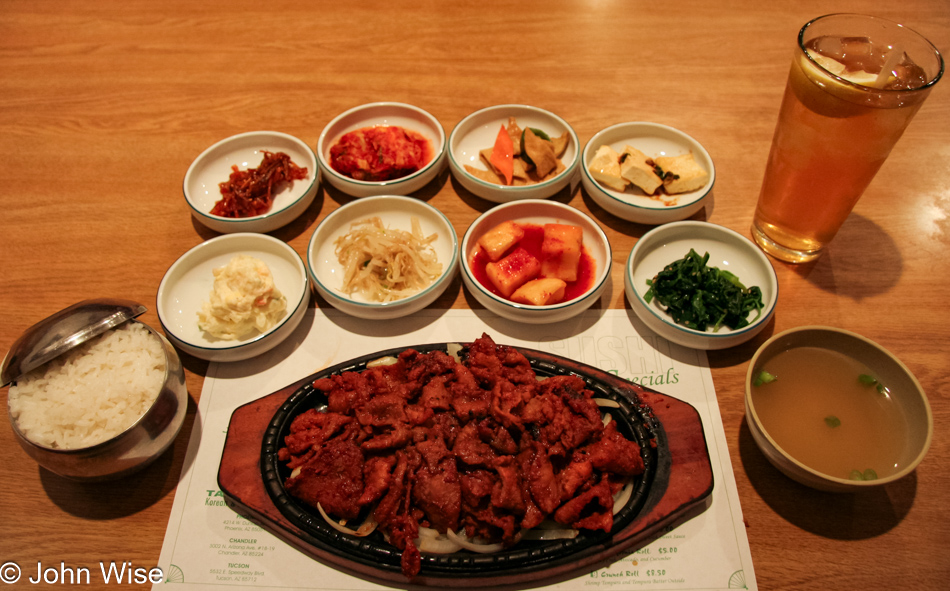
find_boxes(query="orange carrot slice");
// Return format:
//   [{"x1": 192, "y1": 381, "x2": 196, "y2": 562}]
[{"x1": 489, "y1": 124, "x2": 514, "y2": 185}]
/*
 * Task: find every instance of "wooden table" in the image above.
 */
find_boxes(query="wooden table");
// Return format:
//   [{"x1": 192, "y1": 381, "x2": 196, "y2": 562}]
[{"x1": 2, "y1": 1, "x2": 948, "y2": 589}]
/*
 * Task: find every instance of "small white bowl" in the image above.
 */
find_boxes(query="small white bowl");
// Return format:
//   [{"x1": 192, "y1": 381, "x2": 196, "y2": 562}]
[
  {"x1": 307, "y1": 195, "x2": 458, "y2": 319},
  {"x1": 448, "y1": 104, "x2": 579, "y2": 203},
  {"x1": 316, "y1": 102, "x2": 446, "y2": 198},
  {"x1": 582, "y1": 122, "x2": 714, "y2": 225},
  {"x1": 746, "y1": 326, "x2": 933, "y2": 492},
  {"x1": 461, "y1": 200, "x2": 611, "y2": 324},
  {"x1": 183, "y1": 131, "x2": 319, "y2": 233},
  {"x1": 625, "y1": 221, "x2": 777, "y2": 349},
  {"x1": 157, "y1": 233, "x2": 310, "y2": 362}
]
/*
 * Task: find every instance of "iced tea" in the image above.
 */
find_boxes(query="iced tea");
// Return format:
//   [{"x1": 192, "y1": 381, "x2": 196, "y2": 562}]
[{"x1": 752, "y1": 15, "x2": 943, "y2": 263}]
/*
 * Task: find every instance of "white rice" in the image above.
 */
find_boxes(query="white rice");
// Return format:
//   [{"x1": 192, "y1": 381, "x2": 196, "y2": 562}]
[{"x1": 7, "y1": 322, "x2": 166, "y2": 450}]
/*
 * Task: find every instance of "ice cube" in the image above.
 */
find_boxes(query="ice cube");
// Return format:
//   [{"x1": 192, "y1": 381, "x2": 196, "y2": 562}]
[
  {"x1": 814, "y1": 35, "x2": 843, "y2": 59},
  {"x1": 840, "y1": 36, "x2": 874, "y2": 61}
]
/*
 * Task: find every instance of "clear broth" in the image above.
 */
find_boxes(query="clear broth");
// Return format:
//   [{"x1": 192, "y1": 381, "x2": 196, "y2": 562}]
[{"x1": 751, "y1": 346, "x2": 909, "y2": 480}]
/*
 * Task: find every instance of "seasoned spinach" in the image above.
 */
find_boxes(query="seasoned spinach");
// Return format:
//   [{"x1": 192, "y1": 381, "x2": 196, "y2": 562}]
[{"x1": 644, "y1": 249, "x2": 764, "y2": 332}]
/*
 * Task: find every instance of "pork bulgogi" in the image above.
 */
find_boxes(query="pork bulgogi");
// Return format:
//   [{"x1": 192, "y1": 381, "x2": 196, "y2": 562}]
[{"x1": 278, "y1": 333, "x2": 645, "y2": 578}]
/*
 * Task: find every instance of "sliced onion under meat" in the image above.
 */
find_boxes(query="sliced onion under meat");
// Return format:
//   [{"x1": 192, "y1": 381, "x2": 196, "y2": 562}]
[
  {"x1": 415, "y1": 527, "x2": 463, "y2": 554},
  {"x1": 367, "y1": 355, "x2": 399, "y2": 367},
  {"x1": 446, "y1": 342, "x2": 463, "y2": 363},
  {"x1": 446, "y1": 529, "x2": 505, "y2": 554},
  {"x1": 596, "y1": 398, "x2": 619, "y2": 426},
  {"x1": 317, "y1": 502, "x2": 378, "y2": 537}
]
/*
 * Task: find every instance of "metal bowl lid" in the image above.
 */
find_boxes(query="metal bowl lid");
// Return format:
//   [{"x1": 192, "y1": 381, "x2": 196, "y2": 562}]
[{"x1": 1, "y1": 299, "x2": 147, "y2": 387}]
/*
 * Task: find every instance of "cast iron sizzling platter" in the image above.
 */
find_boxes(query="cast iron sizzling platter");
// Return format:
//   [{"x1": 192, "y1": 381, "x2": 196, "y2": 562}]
[
  {"x1": 260, "y1": 342, "x2": 657, "y2": 578},
  {"x1": 218, "y1": 340, "x2": 713, "y2": 586}
]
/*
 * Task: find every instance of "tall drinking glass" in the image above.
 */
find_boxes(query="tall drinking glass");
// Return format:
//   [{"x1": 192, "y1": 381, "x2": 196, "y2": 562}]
[{"x1": 751, "y1": 14, "x2": 943, "y2": 263}]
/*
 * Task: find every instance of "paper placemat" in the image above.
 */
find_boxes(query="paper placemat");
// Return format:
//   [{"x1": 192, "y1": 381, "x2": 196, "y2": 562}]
[{"x1": 153, "y1": 308, "x2": 756, "y2": 590}]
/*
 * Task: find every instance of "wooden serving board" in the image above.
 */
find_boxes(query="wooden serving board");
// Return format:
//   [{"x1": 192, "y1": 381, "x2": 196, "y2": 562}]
[{"x1": 218, "y1": 349, "x2": 714, "y2": 587}]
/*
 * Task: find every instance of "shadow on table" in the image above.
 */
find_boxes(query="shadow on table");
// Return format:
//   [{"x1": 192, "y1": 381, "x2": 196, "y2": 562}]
[
  {"x1": 450, "y1": 172, "x2": 576, "y2": 215},
  {"x1": 322, "y1": 165, "x2": 450, "y2": 211},
  {"x1": 782, "y1": 213, "x2": 903, "y2": 300},
  {"x1": 738, "y1": 417, "x2": 916, "y2": 539},
  {"x1": 38, "y1": 392, "x2": 202, "y2": 519}
]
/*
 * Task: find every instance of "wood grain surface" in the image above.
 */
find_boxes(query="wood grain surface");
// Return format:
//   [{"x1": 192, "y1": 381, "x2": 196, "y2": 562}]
[{"x1": 2, "y1": 1, "x2": 948, "y2": 589}]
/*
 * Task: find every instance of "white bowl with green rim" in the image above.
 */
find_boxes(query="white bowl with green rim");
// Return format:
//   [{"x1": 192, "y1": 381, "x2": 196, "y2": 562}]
[
  {"x1": 183, "y1": 131, "x2": 319, "y2": 233},
  {"x1": 157, "y1": 233, "x2": 310, "y2": 362},
  {"x1": 448, "y1": 104, "x2": 579, "y2": 203},
  {"x1": 582, "y1": 122, "x2": 714, "y2": 225},
  {"x1": 460, "y1": 199, "x2": 611, "y2": 324},
  {"x1": 307, "y1": 195, "x2": 458, "y2": 319},
  {"x1": 625, "y1": 221, "x2": 777, "y2": 349},
  {"x1": 317, "y1": 102, "x2": 446, "y2": 198}
]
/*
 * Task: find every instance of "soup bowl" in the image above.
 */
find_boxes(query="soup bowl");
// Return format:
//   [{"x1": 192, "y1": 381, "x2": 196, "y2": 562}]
[{"x1": 745, "y1": 326, "x2": 933, "y2": 492}]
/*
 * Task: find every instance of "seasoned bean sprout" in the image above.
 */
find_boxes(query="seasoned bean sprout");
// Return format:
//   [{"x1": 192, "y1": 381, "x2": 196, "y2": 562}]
[{"x1": 334, "y1": 216, "x2": 441, "y2": 302}]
